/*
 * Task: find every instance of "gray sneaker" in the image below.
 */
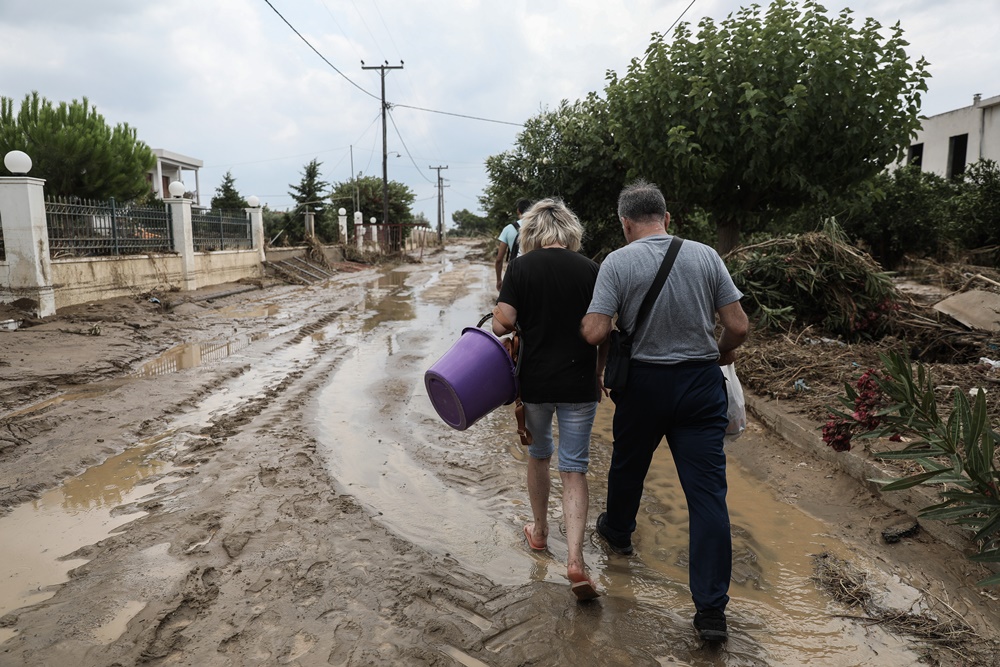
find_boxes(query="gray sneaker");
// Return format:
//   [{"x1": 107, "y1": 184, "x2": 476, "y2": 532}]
[{"x1": 596, "y1": 512, "x2": 634, "y2": 556}]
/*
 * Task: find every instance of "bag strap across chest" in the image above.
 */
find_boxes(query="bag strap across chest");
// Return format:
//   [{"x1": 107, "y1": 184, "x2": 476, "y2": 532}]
[{"x1": 627, "y1": 235, "x2": 684, "y2": 338}]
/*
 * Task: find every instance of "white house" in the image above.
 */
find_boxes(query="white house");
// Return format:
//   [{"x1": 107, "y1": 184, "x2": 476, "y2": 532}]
[
  {"x1": 148, "y1": 148, "x2": 203, "y2": 206},
  {"x1": 899, "y1": 93, "x2": 1000, "y2": 178}
]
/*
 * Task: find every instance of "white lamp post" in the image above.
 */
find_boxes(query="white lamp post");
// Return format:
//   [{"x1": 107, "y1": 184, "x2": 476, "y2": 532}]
[
  {"x1": 168, "y1": 181, "x2": 186, "y2": 198},
  {"x1": 3, "y1": 150, "x2": 32, "y2": 175},
  {"x1": 247, "y1": 195, "x2": 260, "y2": 208}
]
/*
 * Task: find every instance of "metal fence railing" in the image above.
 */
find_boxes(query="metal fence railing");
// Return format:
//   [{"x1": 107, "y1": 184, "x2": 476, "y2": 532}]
[
  {"x1": 191, "y1": 209, "x2": 252, "y2": 251},
  {"x1": 45, "y1": 197, "x2": 173, "y2": 258},
  {"x1": 0, "y1": 211, "x2": 5, "y2": 261}
]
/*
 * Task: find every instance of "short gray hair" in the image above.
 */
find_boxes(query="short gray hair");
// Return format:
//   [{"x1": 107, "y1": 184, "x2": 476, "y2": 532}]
[
  {"x1": 618, "y1": 179, "x2": 667, "y2": 223},
  {"x1": 518, "y1": 198, "x2": 584, "y2": 253}
]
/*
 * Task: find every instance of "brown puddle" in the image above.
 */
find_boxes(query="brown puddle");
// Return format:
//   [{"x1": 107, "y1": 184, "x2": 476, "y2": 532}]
[{"x1": 0, "y1": 434, "x2": 182, "y2": 644}]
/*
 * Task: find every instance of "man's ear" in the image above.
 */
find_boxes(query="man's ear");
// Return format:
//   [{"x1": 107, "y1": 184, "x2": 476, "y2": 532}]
[{"x1": 664, "y1": 212, "x2": 671, "y2": 231}]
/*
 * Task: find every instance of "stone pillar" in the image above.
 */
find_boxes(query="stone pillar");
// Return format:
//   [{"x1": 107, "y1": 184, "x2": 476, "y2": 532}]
[
  {"x1": 167, "y1": 197, "x2": 197, "y2": 291},
  {"x1": 338, "y1": 208, "x2": 348, "y2": 244},
  {"x1": 354, "y1": 211, "x2": 363, "y2": 251},
  {"x1": 247, "y1": 205, "x2": 265, "y2": 263},
  {"x1": 0, "y1": 176, "x2": 56, "y2": 317}
]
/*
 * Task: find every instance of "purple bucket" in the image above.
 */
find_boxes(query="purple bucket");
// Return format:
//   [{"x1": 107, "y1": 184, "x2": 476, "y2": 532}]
[{"x1": 425, "y1": 327, "x2": 518, "y2": 430}]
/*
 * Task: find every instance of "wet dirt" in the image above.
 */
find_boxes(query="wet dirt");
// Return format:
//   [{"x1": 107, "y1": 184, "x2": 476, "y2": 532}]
[{"x1": 0, "y1": 240, "x2": 997, "y2": 666}]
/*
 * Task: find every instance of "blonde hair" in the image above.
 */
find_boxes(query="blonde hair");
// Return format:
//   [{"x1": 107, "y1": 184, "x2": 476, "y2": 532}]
[{"x1": 518, "y1": 198, "x2": 584, "y2": 253}]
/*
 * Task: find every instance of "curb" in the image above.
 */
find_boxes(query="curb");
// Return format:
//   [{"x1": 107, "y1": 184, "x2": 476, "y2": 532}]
[{"x1": 746, "y1": 393, "x2": 974, "y2": 554}]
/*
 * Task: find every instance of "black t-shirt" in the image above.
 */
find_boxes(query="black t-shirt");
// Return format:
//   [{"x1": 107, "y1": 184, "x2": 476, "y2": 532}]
[{"x1": 498, "y1": 248, "x2": 600, "y2": 403}]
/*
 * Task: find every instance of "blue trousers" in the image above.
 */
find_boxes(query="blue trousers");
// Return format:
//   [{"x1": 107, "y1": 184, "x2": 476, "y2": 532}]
[{"x1": 604, "y1": 360, "x2": 732, "y2": 612}]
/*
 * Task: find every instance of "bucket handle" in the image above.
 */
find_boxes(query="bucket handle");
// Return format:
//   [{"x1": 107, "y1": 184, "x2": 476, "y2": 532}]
[{"x1": 476, "y1": 312, "x2": 522, "y2": 377}]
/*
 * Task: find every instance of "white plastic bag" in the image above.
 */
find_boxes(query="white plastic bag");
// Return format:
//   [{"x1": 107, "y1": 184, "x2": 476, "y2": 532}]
[{"x1": 722, "y1": 363, "x2": 746, "y2": 441}]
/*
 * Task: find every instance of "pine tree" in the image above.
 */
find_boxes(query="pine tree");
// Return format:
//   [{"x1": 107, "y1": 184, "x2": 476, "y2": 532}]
[
  {"x1": 0, "y1": 91, "x2": 156, "y2": 202},
  {"x1": 211, "y1": 171, "x2": 248, "y2": 210},
  {"x1": 289, "y1": 159, "x2": 332, "y2": 241}
]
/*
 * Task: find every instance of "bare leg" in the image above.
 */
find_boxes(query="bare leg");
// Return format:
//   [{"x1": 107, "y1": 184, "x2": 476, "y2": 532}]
[
  {"x1": 526, "y1": 455, "x2": 551, "y2": 546},
  {"x1": 561, "y1": 470, "x2": 590, "y2": 581}
]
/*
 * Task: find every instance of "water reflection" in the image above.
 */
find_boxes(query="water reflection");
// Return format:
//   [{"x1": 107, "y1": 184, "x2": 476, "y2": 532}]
[
  {"x1": 135, "y1": 334, "x2": 268, "y2": 377},
  {"x1": 213, "y1": 303, "x2": 283, "y2": 318}
]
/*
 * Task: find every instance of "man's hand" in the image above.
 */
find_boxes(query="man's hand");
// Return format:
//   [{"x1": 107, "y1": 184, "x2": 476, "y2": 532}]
[{"x1": 718, "y1": 349, "x2": 738, "y2": 367}]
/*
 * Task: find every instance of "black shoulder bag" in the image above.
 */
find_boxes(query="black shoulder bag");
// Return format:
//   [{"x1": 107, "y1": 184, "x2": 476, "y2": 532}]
[{"x1": 602, "y1": 236, "x2": 683, "y2": 392}]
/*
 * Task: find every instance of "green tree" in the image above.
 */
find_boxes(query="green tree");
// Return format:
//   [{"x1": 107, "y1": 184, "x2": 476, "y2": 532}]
[
  {"x1": 450, "y1": 208, "x2": 491, "y2": 236},
  {"x1": 0, "y1": 91, "x2": 155, "y2": 202},
  {"x1": 482, "y1": 95, "x2": 626, "y2": 258},
  {"x1": 835, "y1": 165, "x2": 957, "y2": 268},
  {"x1": 330, "y1": 174, "x2": 415, "y2": 245},
  {"x1": 211, "y1": 170, "x2": 248, "y2": 210},
  {"x1": 262, "y1": 207, "x2": 298, "y2": 246},
  {"x1": 289, "y1": 159, "x2": 332, "y2": 241},
  {"x1": 605, "y1": 0, "x2": 929, "y2": 253},
  {"x1": 953, "y1": 160, "x2": 1000, "y2": 258}
]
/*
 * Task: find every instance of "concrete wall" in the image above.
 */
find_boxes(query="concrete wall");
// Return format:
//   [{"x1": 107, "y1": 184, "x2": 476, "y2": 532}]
[
  {"x1": 193, "y1": 249, "x2": 264, "y2": 286},
  {"x1": 47, "y1": 249, "x2": 263, "y2": 310},
  {"x1": 51, "y1": 254, "x2": 184, "y2": 309},
  {"x1": 897, "y1": 93, "x2": 1000, "y2": 177}
]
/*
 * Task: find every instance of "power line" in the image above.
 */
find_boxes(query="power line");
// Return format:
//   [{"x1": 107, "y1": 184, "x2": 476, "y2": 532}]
[
  {"x1": 639, "y1": 0, "x2": 699, "y2": 65},
  {"x1": 392, "y1": 103, "x2": 523, "y2": 127},
  {"x1": 262, "y1": 0, "x2": 523, "y2": 128},
  {"x1": 387, "y1": 108, "x2": 434, "y2": 184},
  {"x1": 261, "y1": 0, "x2": 379, "y2": 100}
]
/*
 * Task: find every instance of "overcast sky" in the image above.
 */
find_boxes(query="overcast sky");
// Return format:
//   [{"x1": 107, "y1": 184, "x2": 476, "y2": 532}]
[{"x1": 2, "y1": 0, "x2": 998, "y2": 227}]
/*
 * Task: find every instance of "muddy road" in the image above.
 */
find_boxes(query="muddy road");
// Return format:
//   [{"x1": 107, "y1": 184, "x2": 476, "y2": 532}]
[{"x1": 0, "y1": 240, "x2": 997, "y2": 666}]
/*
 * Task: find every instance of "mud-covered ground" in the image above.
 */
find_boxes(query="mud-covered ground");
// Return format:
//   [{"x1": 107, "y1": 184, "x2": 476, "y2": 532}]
[{"x1": 0, "y1": 240, "x2": 998, "y2": 666}]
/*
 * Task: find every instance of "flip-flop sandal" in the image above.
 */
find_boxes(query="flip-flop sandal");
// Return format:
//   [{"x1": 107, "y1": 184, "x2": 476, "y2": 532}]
[
  {"x1": 570, "y1": 577, "x2": 600, "y2": 601},
  {"x1": 523, "y1": 524, "x2": 547, "y2": 551}
]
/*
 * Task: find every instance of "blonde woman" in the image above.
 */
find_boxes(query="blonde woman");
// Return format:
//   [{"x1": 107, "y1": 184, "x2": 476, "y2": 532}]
[{"x1": 492, "y1": 198, "x2": 604, "y2": 601}]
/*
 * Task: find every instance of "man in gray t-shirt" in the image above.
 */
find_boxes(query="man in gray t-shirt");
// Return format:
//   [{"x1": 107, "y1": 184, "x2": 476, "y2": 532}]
[{"x1": 581, "y1": 179, "x2": 748, "y2": 643}]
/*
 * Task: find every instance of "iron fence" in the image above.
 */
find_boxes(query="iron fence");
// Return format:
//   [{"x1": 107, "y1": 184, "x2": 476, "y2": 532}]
[
  {"x1": 191, "y1": 209, "x2": 252, "y2": 251},
  {"x1": 45, "y1": 197, "x2": 173, "y2": 258},
  {"x1": 0, "y1": 212, "x2": 5, "y2": 261}
]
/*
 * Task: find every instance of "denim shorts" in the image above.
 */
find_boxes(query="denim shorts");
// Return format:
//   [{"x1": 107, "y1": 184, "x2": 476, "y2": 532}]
[{"x1": 522, "y1": 401, "x2": 598, "y2": 473}]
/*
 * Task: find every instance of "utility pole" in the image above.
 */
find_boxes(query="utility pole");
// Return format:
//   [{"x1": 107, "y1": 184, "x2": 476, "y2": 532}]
[
  {"x1": 362, "y1": 60, "x2": 403, "y2": 250},
  {"x1": 349, "y1": 145, "x2": 358, "y2": 215},
  {"x1": 429, "y1": 165, "x2": 448, "y2": 244}
]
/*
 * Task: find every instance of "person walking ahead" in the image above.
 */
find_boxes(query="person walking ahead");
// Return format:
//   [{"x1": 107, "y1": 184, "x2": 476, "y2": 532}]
[
  {"x1": 493, "y1": 198, "x2": 603, "y2": 601},
  {"x1": 581, "y1": 180, "x2": 749, "y2": 640},
  {"x1": 494, "y1": 198, "x2": 532, "y2": 291}
]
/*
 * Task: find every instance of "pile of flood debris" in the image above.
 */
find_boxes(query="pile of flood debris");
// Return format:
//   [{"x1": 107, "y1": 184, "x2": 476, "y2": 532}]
[
  {"x1": 730, "y1": 228, "x2": 1000, "y2": 426},
  {"x1": 811, "y1": 552, "x2": 997, "y2": 663}
]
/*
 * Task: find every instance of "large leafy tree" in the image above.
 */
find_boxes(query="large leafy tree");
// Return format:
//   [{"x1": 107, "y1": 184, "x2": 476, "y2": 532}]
[
  {"x1": 331, "y1": 174, "x2": 415, "y2": 240},
  {"x1": 0, "y1": 91, "x2": 155, "y2": 202},
  {"x1": 210, "y1": 170, "x2": 248, "y2": 210},
  {"x1": 450, "y1": 208, "x2": 491, "y2": 236},
  {"x1": 605, "y1": 0, "x2": 929, "y2": 253},
  {"x1": 289, "y1": 158, "x2": 333, "y2": 241},
  {"x1": 482, "y1": 95, "x2": 626, "y2": 257}
]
